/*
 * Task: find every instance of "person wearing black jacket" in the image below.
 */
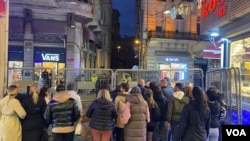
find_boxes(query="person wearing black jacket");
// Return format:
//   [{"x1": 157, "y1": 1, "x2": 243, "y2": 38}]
[
  {"x1": 150, "y1": 82, "x2": 169, "y2": 141},
  {"x1": 21, "y1": 85, "x2": 47, "y2": 141},
  {"x1": 86, "y1": 89, "x2": 117, "y2": 141},
  {"x1": 176, "y1": 86, "x2": 211, "y2": 141},
  {"x1": 206, "y1": 87, "x2": 224, "y2": 141}
]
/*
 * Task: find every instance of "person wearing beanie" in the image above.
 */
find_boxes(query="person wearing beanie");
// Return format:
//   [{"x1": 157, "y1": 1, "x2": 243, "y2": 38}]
[
  {"x1": 44, "y1": 84, "x2": 80, "y2": 141},
  {"x1": 124, "y1": 86, "x2": 150, "y2": 141}
]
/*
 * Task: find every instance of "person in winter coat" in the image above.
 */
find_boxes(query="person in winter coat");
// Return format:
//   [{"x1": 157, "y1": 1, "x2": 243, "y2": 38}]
[
  {"x1": 176, "y1": 86, "x2": 211, "y2": 141},
  {"x1": 206, "y1": 87, "x2": 225, "y2": 141},
  {"x1": 161, "y1": 78, "x2": 174, "y2": 100},
  {"x1": 124, "y1": 86, "x2": 150, "y2": 141},
  {"x1": 86, "y1": 89, "x2": 117, "y2": 141},
  {"x1": 150, "y1": 82, "x2": 169, "y2": 141},
  {"x1": 21, "y1": 85, "x2": 47, "y2": 141},
  {"x1": 114, "y1": 83, "x2": 130, "y2": 141},
  {"x1": 0, "y1": 85, "x2": 26, "y2": 141},
  {"x1": 167, "y1": 83, "x2": 189, "y2": 141},
  {"x1": 44, "y1": 85, "x2": 80, "y2": 141},
  {"x1": 144, "y1": 88, "x2": 161, "y2": 141}
]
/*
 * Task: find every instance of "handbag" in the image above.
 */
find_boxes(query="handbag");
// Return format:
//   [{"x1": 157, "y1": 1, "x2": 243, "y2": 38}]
[
  {"x1": 75, "y1": 120, "x2": 88, "y2": 138},
  {"x1": 120, "y1": 102, "x2": 131, "y2": 125}
]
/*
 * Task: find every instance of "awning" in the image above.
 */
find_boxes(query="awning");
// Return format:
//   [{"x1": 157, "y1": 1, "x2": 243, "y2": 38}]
[
  {"x1": 32, "y1": 19, "x2": 67, "y2": 34},
  {"x1": 9, "y1": 17, "x2": 24, "y2": 33},
  {"x1": 203, "y1": 40, "x2": 221, "y2": 59},
  {"x1": 82, "y1": 27, "x2": 95, "y2": 42}
]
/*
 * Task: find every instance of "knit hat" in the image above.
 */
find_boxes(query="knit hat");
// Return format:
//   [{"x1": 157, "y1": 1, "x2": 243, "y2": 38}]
[
  {"x1": 56, "y1": 84, "x2": 66, "y2": 92},
  {"x1": 130, "y1": 86, "x2": 141, "y2": 94}
]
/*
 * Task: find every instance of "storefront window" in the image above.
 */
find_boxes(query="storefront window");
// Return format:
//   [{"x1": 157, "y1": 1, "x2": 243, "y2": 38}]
[
  {"x1": 230, "y1": 37, "x2": 250, "y2": 95},
  {"x1": 8, "y1": 61, "x2": 23, "y2": 84}
]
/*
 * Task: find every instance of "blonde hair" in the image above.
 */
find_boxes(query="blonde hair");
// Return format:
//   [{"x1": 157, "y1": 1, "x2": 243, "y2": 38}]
[
  {"x1": 144, "y1": 89, "x2": 156, "y2": 108},
  {"x1": 184, "y1": 85, "x2": 193, "y2": 97},
  {"x1": 30, "y1": 85, "x2": 39, "y2": 104},
  {"x1": 7, "y1": 85, "x2": 18, "y2": 104},
  {"x1": 96, "y1": 89, "x2": 112, "y2": 102},
  {"x1": 8, "y1": 85, "x2": 18, "y2": 96}
]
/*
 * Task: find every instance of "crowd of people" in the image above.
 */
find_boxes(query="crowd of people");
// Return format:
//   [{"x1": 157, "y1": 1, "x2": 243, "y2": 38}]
[{"x1": 0, "y1": 77, "x2": 227, "y2": 141}]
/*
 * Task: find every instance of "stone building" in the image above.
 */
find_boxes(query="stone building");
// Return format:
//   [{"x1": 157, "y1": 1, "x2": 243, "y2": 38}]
[{"x1": 8, "y1": 0, "x2": 112, "y2": 82}]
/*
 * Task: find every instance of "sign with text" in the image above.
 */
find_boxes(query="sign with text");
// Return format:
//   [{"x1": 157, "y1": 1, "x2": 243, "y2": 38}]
[
  {"x1": 41, "y1": 53, "x2": 59, "y2": 62},
  {"x1": 222, "y1": 125, "x2": 250, "y2": 140},
  {"x1": 156, "y1": 56, "x2": 188, "y2": 63},
  {"x1": 0, "y1": 0, "x2": 5, "y2": 17},
  {"x1": 201, "y1": 0, "x2": 226, "y2": 19}
]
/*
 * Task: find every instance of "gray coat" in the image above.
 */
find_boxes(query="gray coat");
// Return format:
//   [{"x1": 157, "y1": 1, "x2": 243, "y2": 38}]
[{"x1": 124, "y1": 94, "x2": 150, "y2": 141}]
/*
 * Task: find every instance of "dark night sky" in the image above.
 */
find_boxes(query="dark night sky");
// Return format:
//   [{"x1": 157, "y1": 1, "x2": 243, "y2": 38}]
[{"x1": 112, "y1": 0, "x2": 136, "y2": 37}]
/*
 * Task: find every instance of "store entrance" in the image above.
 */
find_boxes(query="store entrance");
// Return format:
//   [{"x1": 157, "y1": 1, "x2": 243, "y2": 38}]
[{"x1": 159, "y1": 63, "x2": 187, "y2": 81}]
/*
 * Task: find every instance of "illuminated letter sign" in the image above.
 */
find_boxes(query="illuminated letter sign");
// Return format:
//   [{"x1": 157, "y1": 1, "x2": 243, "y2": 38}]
[
  {"x1": 166, "y1": 57, "x2": 179, "y2": 62},
  {"x1": 201, "y1": 0, "x2": 226, "y2": 18},
  {"x1": 0, "y1": 0, "x2": 5, "y2": 17},
  {"x1": 42, "y1": 53, "x2": 60, "y2": 61}
]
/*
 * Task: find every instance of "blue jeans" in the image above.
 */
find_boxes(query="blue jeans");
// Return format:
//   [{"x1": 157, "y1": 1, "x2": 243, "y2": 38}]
[
  {"x1": 170, "y1": 121, "x2": 179, "y2": 141},
  {"x1": 52, "y1": 131, "x2": 75, "y2": 141},
  {"x1": 207, "y1": 128, "x2": 219, "y2": 141},
  {"x1": 153, "y1": 121, "x2": 169, "y2": 141}
]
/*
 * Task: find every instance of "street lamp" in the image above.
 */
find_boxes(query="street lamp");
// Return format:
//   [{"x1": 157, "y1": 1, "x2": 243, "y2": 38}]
[{"x1": 117, "y1": 45, "x2": 121, "y2": 53}]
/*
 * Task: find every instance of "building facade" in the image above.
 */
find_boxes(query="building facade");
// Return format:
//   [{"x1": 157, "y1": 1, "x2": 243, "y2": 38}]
[
  {"x1": 111, "y1": 9, "x2": 121, "y2": 69},
  {"x1": 8, "y1": 0, "x2": 113, "y2": 83},
  {"x1": 200, "y1": 0, "x2": 250, "y2": 98},
  {"x1": 136, "y1": 0, "x2": 211, "y2": 82}
]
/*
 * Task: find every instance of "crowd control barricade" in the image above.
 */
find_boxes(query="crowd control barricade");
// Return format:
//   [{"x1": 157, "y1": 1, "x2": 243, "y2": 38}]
[
  {"x1": 7, "y1": 67, "x2": 56, "y2": 94},
  {"x1": 58, "y1": 68, "x2": 114, "y2": 102},
  {"x1": 114, "y1": 69, "x2": 160, "y2": 89},
  {"x1": 160, "y1": 68, "x2": 204, "y2": 89},
  {"x1": 206, "y1": 68, "x2": 242, "y2": 125}
]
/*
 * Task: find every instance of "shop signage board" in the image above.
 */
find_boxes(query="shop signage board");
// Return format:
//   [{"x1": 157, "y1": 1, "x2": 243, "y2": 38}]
[
  {"x1": 201, "y1": 0, "x2": 226, "y2": 18},
  {"x1": 41, "y1": 53, "x2": 60, "y2": 62},
  {"x1": 0, "y1": 0, "x2": 5, "y2": 17},
  {"x1": 156, "y1": 56, "x2": 188, "y2": 63}
]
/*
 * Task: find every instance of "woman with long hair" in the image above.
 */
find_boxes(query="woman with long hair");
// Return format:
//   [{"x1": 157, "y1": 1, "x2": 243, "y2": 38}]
[
  {"x1": 144, "y1": 89, "x2": 161, "y2": 141},
  {"x1": 39, "y1": 87, "x2": 51, "y2": 104},
  {"x1": 206, "y1": 87, "x2": 224, "y2": 141},
  {"x1": 0, "y1": 85, "x2": 26, "y2": 141},
  {"x1": 21, "y1": 85, "x2": 47, "y2": 141},
  {"x1": 176, "y1": 86, "x2": 211, "y2": 141},
  {"x1": 86, "y1": 89, "x2": 117, "y2": 141}
]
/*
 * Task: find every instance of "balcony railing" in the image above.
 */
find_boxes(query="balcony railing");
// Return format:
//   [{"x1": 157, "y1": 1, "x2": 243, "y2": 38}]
[{"x1": 148, "y1": 31, "x2": 210, "y2": 41}]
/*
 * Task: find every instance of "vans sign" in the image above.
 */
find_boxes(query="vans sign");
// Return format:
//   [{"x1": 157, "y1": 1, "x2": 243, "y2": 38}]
[{"x1": 42, "y1": 53, "x2": 60, "y2": 61}]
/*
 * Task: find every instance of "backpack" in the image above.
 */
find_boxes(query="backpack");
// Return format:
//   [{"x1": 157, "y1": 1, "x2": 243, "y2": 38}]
[{"x1": 120, "y1": 102, "x2": 131, "y2": 125}]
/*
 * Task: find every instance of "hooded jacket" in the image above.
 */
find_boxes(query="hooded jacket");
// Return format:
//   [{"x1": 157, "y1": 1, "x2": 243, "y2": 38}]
[
  {"x1": 44, "y1": 91, "x2": 80, "y2": 133},
  {"x1": 153, "y1": 90, "x2": 168, "y2": 122},
  {"x1": 167, "y1": 91, "x2": 189, "y2": 123},
  {"x1": 124, "y1": 94, "x2": 150, "y2": 141},
  {"x1": 86, "y1": 98, "x2": 117, "y2": 130},
  {"x1": 114, "y1": 92, "x2": 130, "y2": 128}
]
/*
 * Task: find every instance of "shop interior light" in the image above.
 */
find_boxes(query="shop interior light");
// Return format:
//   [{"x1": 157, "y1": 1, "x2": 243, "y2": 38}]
[
  {"x1": 163, "y1": 10, "x2": 170, "y2": 14},
  {"x1": 210, "y1": 32, "x2": 219, "y2": 37}
]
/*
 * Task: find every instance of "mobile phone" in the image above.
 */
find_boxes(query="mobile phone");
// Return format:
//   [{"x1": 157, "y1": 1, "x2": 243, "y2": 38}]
[{"x1": 27, "y1": 85, "x2": 30, "y2": 95}]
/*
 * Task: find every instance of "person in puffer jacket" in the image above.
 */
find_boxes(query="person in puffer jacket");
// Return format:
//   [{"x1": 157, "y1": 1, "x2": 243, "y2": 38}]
[
  {"x1": 86, "y1": 89, "x2": 117, "y2": 141},
  {"x1": 124, "y1": 86, "x2": 150, "y2": 141},
  {"x1": 44, "y1": 85, "x2": 80, "y2": 141},
  {"x1": 167, "y1": 83, "x2": 189, "y2": 141}
]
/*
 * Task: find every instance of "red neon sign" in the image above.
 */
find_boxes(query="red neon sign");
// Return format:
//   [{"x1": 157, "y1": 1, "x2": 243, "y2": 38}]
[
  {"x1": 201, "y1": 0, "x2": 226, "y2": 18},
  {"x1": 0, "y1": 0, "x2": 5, "y2": 17}
]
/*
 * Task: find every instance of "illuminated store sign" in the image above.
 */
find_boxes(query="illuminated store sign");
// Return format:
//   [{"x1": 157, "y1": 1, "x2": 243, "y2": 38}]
[
  {"x1": 201, "y1": 0, "x2": 226, "y2": 18},
  {"x1": 42, "y1": 53, "x2": 59, "y2": 61},
  {"x1": 166, "y1": 57, "x2": 179, "y2": 62}
]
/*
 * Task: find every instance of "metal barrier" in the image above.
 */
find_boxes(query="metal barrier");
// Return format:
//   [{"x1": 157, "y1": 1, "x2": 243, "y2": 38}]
[
  {"x1": 206, "y1": 68, "x2": 242, "y2": 125},
  {"x1": 114, "y1": 69, "x2": 160, "y2": 89},
  {"x1": 58, "y1": 68, "x2": 114, "y2": 102},
  {"x1": 7, "y1": 67, "x2": 56, "y2": 94},
  {"x1": 160, "y1": 68, "x2": 204, "y2": 89}
]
